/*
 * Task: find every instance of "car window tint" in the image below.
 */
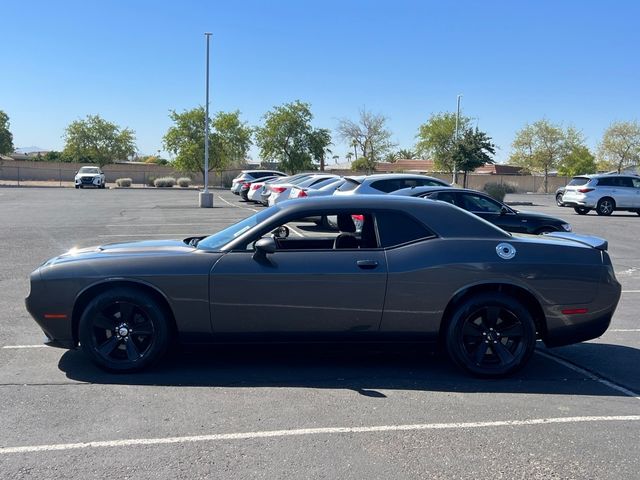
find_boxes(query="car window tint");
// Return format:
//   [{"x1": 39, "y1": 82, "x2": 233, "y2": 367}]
[
  {"x1": 435, "y1": 192, "x2": 457, "y2": 205},
  {"x1": 337, "y1": 179, "x2": 361, "y2": 192},
  {"x1": 371, "y1": 179, "x2": 402, "y2": 193},
  {"x1": 619, "y1": 177, "x2": 634, "y2": 188},
  {"x1": 416, "y1": 178, "x2": 447, "y2": 187},
  {"x1": 597, "y1": 177, "x2": 614, "y2": 187},
  {"x1": 461, "y1": 193, "x2": 502, "y2": 213},
  {"x1": 568, "y1": 177, "x2": 590, "y2": 186},
  {"x1": 375, "y1": 211, "x2": 435, "y2": 248}
]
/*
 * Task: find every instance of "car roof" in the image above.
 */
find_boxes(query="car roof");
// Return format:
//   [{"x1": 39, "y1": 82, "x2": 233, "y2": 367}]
[
  {"x1": 241, "y1": 169, "x2": 285, "y2": 175},
  {"x1": 271, "y1": 195, "x2": 510, "y2": 239},
  {"x1": 345, "y1": 173, "x2": 446, "y2": 183}
]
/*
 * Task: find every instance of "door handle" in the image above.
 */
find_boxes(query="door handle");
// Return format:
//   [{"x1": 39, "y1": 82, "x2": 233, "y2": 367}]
[{"x1": 357, "y1": 260, "x2": 379, "y2": 269}]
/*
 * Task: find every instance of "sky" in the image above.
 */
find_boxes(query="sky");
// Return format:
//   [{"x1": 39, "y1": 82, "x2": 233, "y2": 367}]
[{"x1": 1, "y1": 0, "x2": 639, "y2": 164}]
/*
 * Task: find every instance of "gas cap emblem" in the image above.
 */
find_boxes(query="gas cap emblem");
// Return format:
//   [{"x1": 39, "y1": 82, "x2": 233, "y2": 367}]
[{"x1": 496, "y1": 242, "x2": 516, "y2": 260}]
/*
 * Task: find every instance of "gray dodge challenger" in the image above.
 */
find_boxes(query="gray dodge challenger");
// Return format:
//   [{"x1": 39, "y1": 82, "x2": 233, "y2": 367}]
[{"x1": 26, "y1": 195, "x2": 621, "y2": 377}]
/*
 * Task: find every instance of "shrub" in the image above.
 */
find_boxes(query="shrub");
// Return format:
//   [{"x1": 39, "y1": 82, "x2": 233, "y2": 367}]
[
  {"x1": 154, "y1": 177, "x2": 176, "y2": 188},
  {"x1": 483, "y1": 182, "x2": 508, "y2": 202},
  {"x1": 115, "y1": 178, "x2": 132, "y2": 187},
  {"x1": 177, "y1": 177, "x2": 192, "y2": 188}
]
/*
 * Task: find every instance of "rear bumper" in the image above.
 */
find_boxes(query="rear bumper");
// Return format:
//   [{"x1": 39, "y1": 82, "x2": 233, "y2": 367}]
[{"x1": 544, "y1": 310, "x2": 614, "y2": 347}]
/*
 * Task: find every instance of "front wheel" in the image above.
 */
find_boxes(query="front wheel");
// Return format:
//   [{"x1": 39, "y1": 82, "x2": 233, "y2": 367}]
[
  {"x1": 555, "y1": 193, "x2": 564, "y2": 206},
  {"x1": 574, "y1": 207, "x2": 590, "y2": 215},
  {"x1": 445, "y1": 293, "x2": 536, "y2": 377},
  {"x1": 79, "y1": 288, "x2": 170, "y2": 372}
]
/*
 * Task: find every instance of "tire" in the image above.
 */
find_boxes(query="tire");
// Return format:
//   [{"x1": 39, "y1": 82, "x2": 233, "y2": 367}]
[
  {"x1": 596, "y1": 197, "x2": 615, "y2": 216},
  {"x1": 79, "y1": 288, "x2": 170, "y2": 372},
  {"x1": 535, "y1": 227, "x2": 556, "y2": 235},
  {"x1": 75, "y1": 185, "x2": 79, "y2": 189},
  {"x1": 555, "y1": 193, "x2": 564, "y2": 206},
  {"x1": 445, "y1": 292, "x2": 536, "y2": 377},
  {"x1": 574, "y1": 207, "x2": 590, "y2": 215}
]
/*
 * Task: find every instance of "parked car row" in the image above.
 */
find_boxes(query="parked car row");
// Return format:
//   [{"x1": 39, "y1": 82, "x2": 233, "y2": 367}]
[{"x1": 231, "y1": 171, "x2": 573, "y2": 235}]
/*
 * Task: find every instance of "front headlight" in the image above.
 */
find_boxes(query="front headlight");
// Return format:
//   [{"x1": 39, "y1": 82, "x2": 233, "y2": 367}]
[{"x1": 561, "y1": 223, "x2": 572, "y2": 232}]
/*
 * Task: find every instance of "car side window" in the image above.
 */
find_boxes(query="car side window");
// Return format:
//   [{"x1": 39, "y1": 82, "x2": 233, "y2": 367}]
[
  {"x1": 632, "y1": 178, "x2": 640, "y2": 188},
  {"x1": 460, "y1": 193, "x2": 503, "y2": 213},
  {"x1": 619, "y1": 177, "x2": 634, "y2": 188},
  {"x1": 434, "y1": 192, "x2": 457, "y2": 206},
  {"x1": 597, "y1": 177, "x2": 614, "y2": 187},
  {"x1": 375, "y1": 211, "x2": 435, "y2": 248},
  {"x1": 370, "y1": 179, "x2": 399, "y2": 193}
]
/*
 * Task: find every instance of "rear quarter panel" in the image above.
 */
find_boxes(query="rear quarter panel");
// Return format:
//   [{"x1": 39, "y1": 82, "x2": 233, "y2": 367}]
[{"x1": 380, "y1": 237, "x2": 607, "y2": 335}]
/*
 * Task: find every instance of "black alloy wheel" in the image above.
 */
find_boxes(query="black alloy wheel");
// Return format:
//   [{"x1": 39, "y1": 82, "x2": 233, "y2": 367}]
[
  {"x1": 596, "y1": 198, "x2": 615, "y2": 216},
  {"x1": 79, "y1": 288, "x2": 170, "y2": 372},
  {"x1": 555, "y1": 193, "x2": 564, "y2": 206},
  {"x1": 446, "y1": 293, "x2": 536, "y2": 377},
  {"x1": 574, "y1": 207, "x2": 590, "y2": 215}
]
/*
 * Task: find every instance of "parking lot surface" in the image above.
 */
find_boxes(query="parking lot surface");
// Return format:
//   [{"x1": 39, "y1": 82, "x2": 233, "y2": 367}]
[{"x1": 1, "y1": 187, "x2": 639, "y2": 479}]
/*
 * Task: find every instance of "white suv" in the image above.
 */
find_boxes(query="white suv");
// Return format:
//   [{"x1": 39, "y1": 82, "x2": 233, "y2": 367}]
[
  {"x1": 560, "y1": 173, "x2": 640, "y2": 216},
  {"x1": 333, "y1": 174, "x2": 450, "y2": 196},
  {"x1": 230, "y1": 170, "x2": 286, "y2": 194},
  {"x1": 75, "y1": 166, "x2": 106, "y2": 189}
]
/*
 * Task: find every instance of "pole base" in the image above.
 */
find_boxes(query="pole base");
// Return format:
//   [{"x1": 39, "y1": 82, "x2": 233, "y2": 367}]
[{"x1": 199, "y1": 191, "x2": 214, "y2": 208}]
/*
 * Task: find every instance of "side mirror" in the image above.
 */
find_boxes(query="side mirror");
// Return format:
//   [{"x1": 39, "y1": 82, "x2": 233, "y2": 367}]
[
  {"x1": 254, "y1": 237, "x2": 276, "y2": 257},
  {"x1": 500, "y1": 206, "x2": 509, "y2": 216},
  {"x1": 272, "y1": 225, "x2": 289, "y2": 239}
]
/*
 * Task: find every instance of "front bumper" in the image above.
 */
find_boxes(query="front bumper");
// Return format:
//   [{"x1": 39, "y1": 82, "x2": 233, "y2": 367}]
[{"x1": 75, "y1": 176, "x2": 103, "y2": 187}]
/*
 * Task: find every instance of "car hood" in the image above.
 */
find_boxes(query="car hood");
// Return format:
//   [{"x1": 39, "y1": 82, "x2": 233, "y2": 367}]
[{"x1": 43, "y1": 239, "x2": 195, "y2": 266}]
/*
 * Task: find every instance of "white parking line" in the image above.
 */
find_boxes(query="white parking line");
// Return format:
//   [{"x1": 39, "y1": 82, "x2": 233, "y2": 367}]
[
  {"x1": 609, "y1": 329, "x2": 640, "y2": 332},
  {"x1": 2, "y1": 345, "x2": 47, "y2": 349},
  {"x1": 2, "y1": 415, "x2": 639, "y2": 455},
  {"x1": 535, "y1": 350, "x2": 640, "y2": 400},
  {"x1": 621, "y1": 290, "x2": 640, "y2": 293},
  {"x1": 98, "y1": 234, "x2": 204, "y2": 237},
  {"x1": 216, "y1": 195, "x2": 258, "y2": 212}
]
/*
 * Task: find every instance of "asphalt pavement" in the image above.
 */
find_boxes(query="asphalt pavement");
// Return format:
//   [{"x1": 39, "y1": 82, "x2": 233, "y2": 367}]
[{"x1": 0, "y1": 187, "x2": 638, "y2": 479}]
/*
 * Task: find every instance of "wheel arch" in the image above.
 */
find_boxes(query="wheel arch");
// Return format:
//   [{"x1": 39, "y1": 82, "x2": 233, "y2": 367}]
[
  {"x1": 439, "y1": 282, "x2": 547, "y2": 344},
  {"x1": 71, "y1": 279, "x2": 178, "y2": 346}
]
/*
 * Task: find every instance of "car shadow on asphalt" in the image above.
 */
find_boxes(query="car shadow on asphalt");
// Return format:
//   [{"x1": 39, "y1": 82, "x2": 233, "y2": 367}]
[{"x1": 57, "y1": 342, "x2": 639, "y2": 398}]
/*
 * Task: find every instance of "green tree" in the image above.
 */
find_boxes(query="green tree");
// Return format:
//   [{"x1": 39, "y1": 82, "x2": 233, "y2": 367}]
[
  {"x1": 351, "y1": 157, "x2": 370, "y2": 171},
  {"x1": 255, "y1": 100, "x2": 329, "y2": 174},
  {"x1": 212, "y1": 110, "x2": 253, "y2": 167},
  {"x1": 557, "y1": 145, "x2": 597, "y2": 176},
  {"x1": 0, "y1": 110, "x2": 15, "y2": 155},
  {"x1": 337, "y1": 108, "x2": 395, "y2": 172},
  {"x1": 452, "y1": 128, "x2": 496, "y2": 187},
  {"x1": 63, "y1": 114, "x2": 136, "y2": 167},
  {"x1": 396, "y1": 148, "x2": 416, "y2": 160},
  {"x1": 510, "y1": 119, "x2": 569, "y2": 193},
  {"x1": 598, "y1": 121, "x2": 640, "y2": 172},
  {"x1": 415, "y1": 112, "x2": 472, "y2": 173},
  {"x1": 308, "y1": 128, "x2": 332, "y2": 171},
  {"x1": 164, "y1": 108, "x2": 252, "y2": 178}
]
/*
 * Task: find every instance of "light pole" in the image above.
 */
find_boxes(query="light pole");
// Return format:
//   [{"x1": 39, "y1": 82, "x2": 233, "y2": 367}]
[
  {"x1": 453, "y1": 94, "x2": 462, "y2": 185},
  {"x1": 199, "y1": 32, "x2": 214, "y2": 208}
]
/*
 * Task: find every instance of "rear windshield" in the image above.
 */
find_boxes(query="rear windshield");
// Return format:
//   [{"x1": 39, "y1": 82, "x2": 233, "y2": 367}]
[
  {"x1": 568, "y1": 177, "x2": 590, "y2": 186},
  {"x1": 337, "y1": 179, "x2": 361, "y2": 192}
]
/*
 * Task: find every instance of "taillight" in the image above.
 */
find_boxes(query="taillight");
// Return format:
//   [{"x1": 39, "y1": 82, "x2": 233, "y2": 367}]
[
  {"x1": 242, "y1": 182, "x2": 250, "y2": 188},
  {"x1": 296, "y1": 189, "x2": 308, "y2": 198},
  {"x1": 352, "y1": 214, "x2": 364, "y2": 222},
  {"x1": 561, "y1": 308, "x2": 588, "y2": 315},
  {"x1": 577, "y1": 188, "x2": 594, "y2": 193},
  {"x1": 271, "y1": 186, "x2": 287, "y2": 193},
  {"x1": 251, "y1": 184, "x2": 261, "y2": 190}
]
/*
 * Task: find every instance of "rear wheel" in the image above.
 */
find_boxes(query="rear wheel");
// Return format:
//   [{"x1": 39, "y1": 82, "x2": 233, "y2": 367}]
[
  {"x1": 574, "y1": 207, "x2": 590, "y2": 215},
  {"x1": 445, "y1": 293, "x2": 536, "y2": 377},
  {"x1": 596, "y1": 197, "x2": 615, "y2": 216},
  {"x1": 555, "y1": 193, "x2": 564, "y2": 206},
  {"x1": 79, "y1": 288, "x2": 170, "y2": 372}
]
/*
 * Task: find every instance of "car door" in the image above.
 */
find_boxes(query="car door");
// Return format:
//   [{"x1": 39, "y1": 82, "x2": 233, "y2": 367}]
[
  {"x1": 632, "y1": 177, "x2": 640, "y2": 207},
  {"x1": 616, "y1": 177, "x2": 636, "y2": 207},
  {"x1": 208, "y1": 215, "x2": 388, "y2": 335}
]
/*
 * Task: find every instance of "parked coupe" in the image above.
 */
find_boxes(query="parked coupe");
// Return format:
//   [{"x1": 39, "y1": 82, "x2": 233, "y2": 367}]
[
  {"x1": 392, "y1": 186, "x2": 572, "y2": 234},
  {"x1": 26, "y1": 196, "x2": 619, "y2": 377}
]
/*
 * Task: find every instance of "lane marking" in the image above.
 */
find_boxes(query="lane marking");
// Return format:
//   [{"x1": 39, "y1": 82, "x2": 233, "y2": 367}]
[
  {"x1": 621, "y1": 290, "x2": 640, "y2": 293},
  {"x1": 535, "y1": 350, "x2": 640, "y2": 401},
  {"x1": 216, "y1": 195, "x2": 258, "y2": 212},
  {"x1": 2, "y1": 345, "x2": 48, "y2": 349},
  {"x1": 609, "y1": 329, "x2": 640, "y2": 332},
  {"x1": 2, "y1": 415, "x2": 639, "y2": 454}
]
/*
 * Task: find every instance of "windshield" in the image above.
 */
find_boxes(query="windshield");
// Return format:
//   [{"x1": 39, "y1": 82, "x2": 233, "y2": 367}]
[
  {"x1": 197, "y1": 205, "x2": 280, "y2": 250},
  {"x1": 79, "y1": 167, "x2": 100, "y2": 174},
  {"x1": 568, "y1": 177, "x2": 590, "y2": 186}
]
